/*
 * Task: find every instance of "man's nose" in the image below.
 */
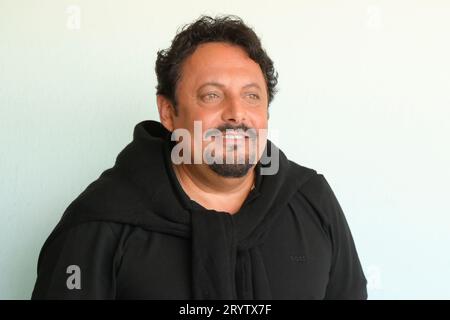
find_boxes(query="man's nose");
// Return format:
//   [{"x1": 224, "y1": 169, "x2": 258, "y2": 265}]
[{"x1": 221, "y1": 97, "x2": 246, "y2": 124}]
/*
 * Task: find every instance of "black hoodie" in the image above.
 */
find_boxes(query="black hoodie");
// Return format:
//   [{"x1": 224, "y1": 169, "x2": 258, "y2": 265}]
[{"x1": 31, "y1": 120, "x2": 367, "y2": 300}]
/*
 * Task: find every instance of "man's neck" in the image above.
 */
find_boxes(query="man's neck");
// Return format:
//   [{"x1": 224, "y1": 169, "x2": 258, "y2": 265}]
[{"x1": 172, "y1": 163, "x2": 255, "y2": 214}]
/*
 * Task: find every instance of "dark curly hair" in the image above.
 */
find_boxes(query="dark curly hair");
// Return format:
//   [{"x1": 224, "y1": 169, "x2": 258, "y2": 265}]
[{"x1": 155, "y1": 15, "x2": 278, "y2": 112}]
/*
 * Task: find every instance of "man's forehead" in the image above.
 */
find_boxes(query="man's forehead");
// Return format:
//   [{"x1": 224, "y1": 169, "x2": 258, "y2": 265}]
[
  {"x1": 178, "y1": 43, "x2": 267, "y2": 91},
  {"x1": 184, "y1": 43, "x2": 257, "y2": 70}
]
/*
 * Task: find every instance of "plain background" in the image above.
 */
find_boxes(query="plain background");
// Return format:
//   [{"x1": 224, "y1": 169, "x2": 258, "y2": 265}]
[{"x1": 1, "y1": 0, "x2": 449, "y2": 299}]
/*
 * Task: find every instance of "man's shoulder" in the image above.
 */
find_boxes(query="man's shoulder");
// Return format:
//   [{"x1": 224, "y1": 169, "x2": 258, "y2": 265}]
[
  {"x1": 287, "y1": 161, "x2": 348, "y2": 229},
  {"x1": 65, "y1": 168, "x2": 144, "y2": 218},
  {"x1": 287, "y1": 160, "x2": 317, "y2": 176},
  {"x1": 286, "y1": 160, "x2": 335, "y2": 201},
  {"x1": 286, "y1": 160, "x2": 320, "y2": 187}
]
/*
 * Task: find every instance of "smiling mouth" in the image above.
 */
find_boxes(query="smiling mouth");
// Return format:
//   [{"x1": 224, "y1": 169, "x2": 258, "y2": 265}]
[{"x1": 223, "y1": 134, "x2": 247, "y2": 140}]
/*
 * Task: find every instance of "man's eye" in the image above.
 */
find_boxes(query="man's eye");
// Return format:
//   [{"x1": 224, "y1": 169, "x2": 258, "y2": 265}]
[
  {"x1": 203, "y1": 93, "x2": 220, "y2": 101},
  {"x1": 247, "y1": 93, "x2": 260, "y2": 100}
]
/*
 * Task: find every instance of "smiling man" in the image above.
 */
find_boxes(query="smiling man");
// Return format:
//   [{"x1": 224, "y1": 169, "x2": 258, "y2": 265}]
[{"x1": 32, "y1": 15, "x2": 367, "y2": 299}]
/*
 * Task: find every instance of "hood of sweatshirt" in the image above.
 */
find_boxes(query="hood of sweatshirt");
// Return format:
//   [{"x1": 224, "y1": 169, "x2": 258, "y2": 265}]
[{"x1": 40, "y1": 120, "x2": 317, "y2": 299}]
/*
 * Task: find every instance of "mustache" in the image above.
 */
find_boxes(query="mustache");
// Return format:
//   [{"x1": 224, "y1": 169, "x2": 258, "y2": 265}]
[{"x1": 215, "y1": 123, "x2": 251, "y2": 133}]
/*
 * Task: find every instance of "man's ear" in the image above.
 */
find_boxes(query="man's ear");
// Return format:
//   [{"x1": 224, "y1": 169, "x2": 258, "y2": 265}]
[{"x1": 157, "y1": 95, "x2": 176, "y2": 132}]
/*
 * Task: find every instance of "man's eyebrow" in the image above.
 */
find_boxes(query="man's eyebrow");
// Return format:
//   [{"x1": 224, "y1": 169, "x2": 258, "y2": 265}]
[
  {"x1": 197, "y1": 82, "x2": 226, "y2": 90},
  {"x1": 242, "y1": 82, "x2": 262, "y2": 90},
  {"x1": 197, "y1": 82, "x2": 262, "y2": 90}
]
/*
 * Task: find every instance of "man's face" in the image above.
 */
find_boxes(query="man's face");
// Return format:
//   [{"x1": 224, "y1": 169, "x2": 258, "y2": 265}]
[{"x1": 167, "y1": 42, "x2": 269, "y2": 177}]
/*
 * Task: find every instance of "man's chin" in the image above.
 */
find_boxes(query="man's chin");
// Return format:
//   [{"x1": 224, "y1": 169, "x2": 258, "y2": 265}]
[{"x1": 208, "y1": 163, "x2": 254, "y2": 178}]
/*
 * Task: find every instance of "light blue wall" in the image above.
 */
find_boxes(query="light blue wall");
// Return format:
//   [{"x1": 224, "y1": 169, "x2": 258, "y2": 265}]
[{"x1": 1, "y1": 0, "x2": 449, "y2": 299}]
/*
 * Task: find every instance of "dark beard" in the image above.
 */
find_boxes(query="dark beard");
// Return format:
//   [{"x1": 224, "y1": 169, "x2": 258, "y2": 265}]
[
  {"x1": 208, "y1": 163, "x2": 254, "y2": 178},
  {"x1": 206, "y1": 143, "x2": 257, "y2": 178}
]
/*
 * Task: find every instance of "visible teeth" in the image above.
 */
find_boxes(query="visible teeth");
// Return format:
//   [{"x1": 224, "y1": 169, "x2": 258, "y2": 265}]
[{"x1": 224, "y1": 135, "x2": 244, "y2": 139}]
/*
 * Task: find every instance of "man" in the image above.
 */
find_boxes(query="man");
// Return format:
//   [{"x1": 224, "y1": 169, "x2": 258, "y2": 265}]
[{"x1": 32, "y1": 15, "x2": 367, "y2": 299}]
